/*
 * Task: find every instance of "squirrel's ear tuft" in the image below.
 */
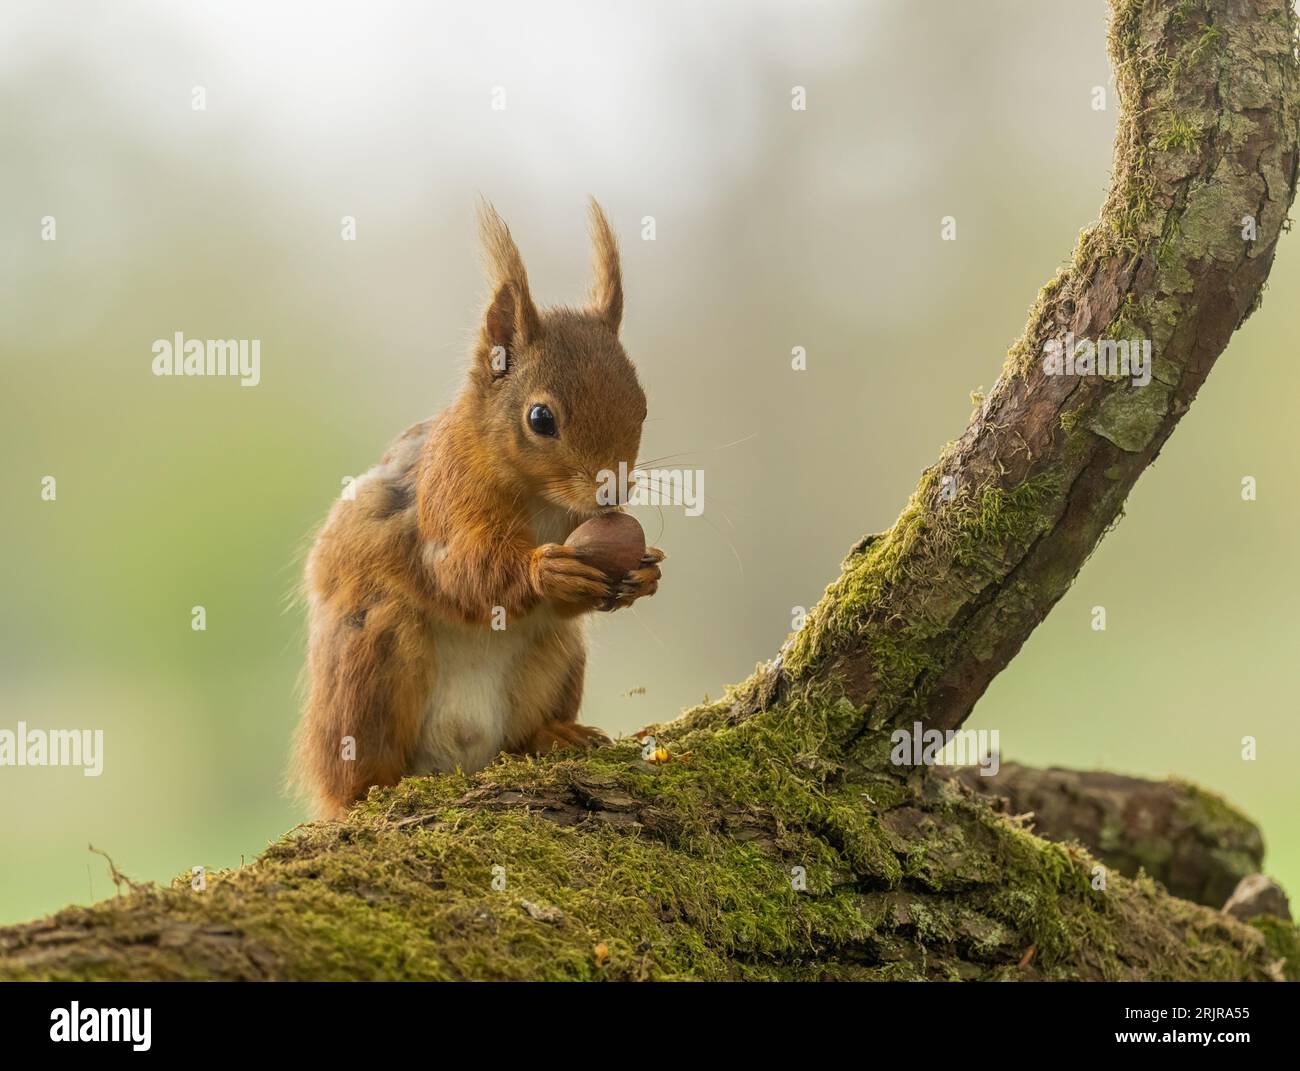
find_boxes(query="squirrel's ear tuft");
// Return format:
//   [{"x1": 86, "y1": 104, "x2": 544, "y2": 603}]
[
  {"x1": 586, "y1": 198, "x2": 622, "y2": 335},
  {"x1": 477, "y1": 199, "x2": 541, "y2": 368}
]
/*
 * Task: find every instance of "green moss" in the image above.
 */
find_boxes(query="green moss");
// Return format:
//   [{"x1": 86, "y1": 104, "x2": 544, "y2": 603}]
[
  {"x1": 1004, "y1": 269, "x2": 1068, "y2": 379},
  {"x1": 1154, "y1": 113, "x2": 1201, "y2": 154},
  {"x1": 233, "y1": 749, "x2": 1300, "y2": 980},
  {"x1": 1186, "y1": 25, "x2": 1223, "y2": 67},
  {"x1": 1250, "y1": 915, "x2": 1300, "y2": 980},
  {"x1": 782, "y1": 469, "x2": 1061, "y2": 720},
  {"x1": 1002, "y1": 0, "x2": 1226, "y2": 376},
  {"x1": 0, "y1": 692, "x2": 1284, "y2": 981},
  {"x1": 1168, "y1": 780, "x2": 1266, "y2": 899},
  {"x1": 1175, "y1": 781, "x2": 1261, "y2": 845}
]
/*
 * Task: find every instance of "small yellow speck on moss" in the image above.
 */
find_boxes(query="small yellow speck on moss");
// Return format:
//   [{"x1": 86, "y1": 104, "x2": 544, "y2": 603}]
[{"x1": 594, "y1": 942, "x2": 609, "y2": 968}]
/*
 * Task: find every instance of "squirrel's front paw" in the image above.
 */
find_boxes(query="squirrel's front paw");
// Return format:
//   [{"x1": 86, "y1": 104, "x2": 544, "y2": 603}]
[
  {"x1": 531, "y1": 544, "x2": 616, "y2": 613},
  {"x1": 608, "y1": 547, "x2": 664, "y2": 611}
]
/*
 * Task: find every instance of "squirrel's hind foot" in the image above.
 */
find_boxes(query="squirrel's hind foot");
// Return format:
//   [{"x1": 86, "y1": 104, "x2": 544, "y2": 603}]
[{"x1": 522, "y1": 720, "x2": 612, "y2": 757}]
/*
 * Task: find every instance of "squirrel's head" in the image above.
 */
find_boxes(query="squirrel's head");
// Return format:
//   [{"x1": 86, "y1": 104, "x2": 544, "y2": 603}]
[{"x1": 467, "y1": 199, "x2": 646, "y2": 517}]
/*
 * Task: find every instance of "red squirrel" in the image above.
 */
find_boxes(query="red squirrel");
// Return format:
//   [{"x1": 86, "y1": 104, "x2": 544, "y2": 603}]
[{"x1": 292, "y1": 200, "x2": 664, "y2": 819}]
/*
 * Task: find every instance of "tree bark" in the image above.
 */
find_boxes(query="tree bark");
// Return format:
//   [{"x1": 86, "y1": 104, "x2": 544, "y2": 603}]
[
  {"x1": 2, "y1": 0, "x2": 1298, "y2": 982},
  {"x1": 758, "y1": 0, "x2": 1300, "y2": 747},
  {"x1": 936, "y1": 764, "x2": 1265, "y2": 907}
]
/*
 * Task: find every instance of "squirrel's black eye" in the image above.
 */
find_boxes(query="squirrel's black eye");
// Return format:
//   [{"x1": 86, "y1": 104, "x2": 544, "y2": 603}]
[{"x1": 527, "y1": 403, "x2": 558, "y2": 437}]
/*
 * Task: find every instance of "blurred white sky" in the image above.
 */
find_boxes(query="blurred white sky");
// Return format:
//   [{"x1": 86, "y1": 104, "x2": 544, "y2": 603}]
[{"x1": 2, "y1": 0, "x2": 868, "y2": 212}]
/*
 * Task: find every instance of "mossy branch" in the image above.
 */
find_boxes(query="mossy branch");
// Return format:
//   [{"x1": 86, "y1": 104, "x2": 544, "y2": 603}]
[
  {"x1": 2, "y1": 0, "x2": 1298, "y2": 981},
  {"x1": 937, "y1": 764, "x2": 1266, "y2": 907},
  {"x1": 765, "y1": 0, "x2": 1300, "y2": 748},
  {"x1": 1, "y1": 729, "x2": 1294, "y2": 981}
]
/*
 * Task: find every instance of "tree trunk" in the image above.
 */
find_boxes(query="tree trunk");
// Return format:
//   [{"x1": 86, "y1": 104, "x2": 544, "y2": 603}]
[{"x1": 3, "y1": 0, "x2": 1298, "y2": 982}]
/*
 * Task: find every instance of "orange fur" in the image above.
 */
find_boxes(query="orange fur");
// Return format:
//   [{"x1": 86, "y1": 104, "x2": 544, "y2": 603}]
[{"x1": 291, "y1": 201, "x2": 662, "y2": 819}]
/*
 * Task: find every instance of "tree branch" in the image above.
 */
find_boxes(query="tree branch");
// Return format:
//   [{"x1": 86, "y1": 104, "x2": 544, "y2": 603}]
[
  {"x1": 758, "y1": 0, "x2": 1300, "y2": 747},
  {"x1": 936, "y1": 763, "x2": 1265, "y2": 907}
]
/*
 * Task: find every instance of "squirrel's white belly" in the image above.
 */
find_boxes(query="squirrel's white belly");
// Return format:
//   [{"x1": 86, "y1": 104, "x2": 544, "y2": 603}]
[{"x1": 415, "y1": 608, "x2": 554, "y2": 774}]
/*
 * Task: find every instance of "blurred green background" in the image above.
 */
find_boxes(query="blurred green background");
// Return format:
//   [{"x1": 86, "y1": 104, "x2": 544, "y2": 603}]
[{"x1": 2, "y1": 0, "x2": 1296, "y2": 925}]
